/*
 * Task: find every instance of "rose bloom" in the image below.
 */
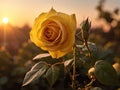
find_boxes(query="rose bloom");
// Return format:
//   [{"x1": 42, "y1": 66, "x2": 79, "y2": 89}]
[{"x1": 30, "y1": 8, "x2": 76, "y2": 58}]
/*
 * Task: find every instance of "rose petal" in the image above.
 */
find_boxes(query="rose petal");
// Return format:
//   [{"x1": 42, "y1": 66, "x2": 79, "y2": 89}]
[
  {"x1": 30, "y1": 8, "x2": 76, "y2": 58},
  {"x1": 48, "y1": 49, "x2": 72, "y2": 59}
]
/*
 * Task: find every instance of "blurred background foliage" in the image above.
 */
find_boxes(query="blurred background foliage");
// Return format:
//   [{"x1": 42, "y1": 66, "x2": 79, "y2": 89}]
[{"x1": 0, "y1": 0, "x2": 120, "y2": 90}]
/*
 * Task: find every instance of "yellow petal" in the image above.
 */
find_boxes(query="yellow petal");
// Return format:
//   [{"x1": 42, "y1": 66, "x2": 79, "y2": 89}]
[
  {"x1": 49, "y1": 49, "x2": 72, "y2": 59},
  {"x1": 33, "y1": 8, "x2": 57, "y2": 29},
  {"x1": 30, "y1": 8, "x2": 76, "y2": 59},
  {"x1": 46, "y1": 14, "x2": 76, "y2": 51},
  {"x1": 30, "y1": 30, "x2": 44, "y2": 47}
]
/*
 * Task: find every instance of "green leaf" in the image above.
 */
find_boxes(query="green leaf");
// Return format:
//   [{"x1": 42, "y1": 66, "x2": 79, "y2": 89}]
[
  {"x1": 64, "y1": 59, "x2": 73, "y2": 67},
  {"x1": 91, "y1": 87, "x2": 102, "y2": 90},
  {"x1": 76, "y1": 42, "x2": 97, "y2": 52},
  {"x1": 33, "y1": 53, "x2": 50, "y2": 60},
  {"x1": 80, "y1": 18, "x2": 91, "y2": 33},
  {"x1": 80, "y1": 18, "x2": 91, "y2": 40},
  {"x1": 94, "y1": 60, "x2": 119, "y2": 86},
  {"x1": 22, "y1": 61, "x2": 49, "y2": 86},
  {"x1": 45, "y1": 65, "x2": 60, "y2": 86},
  {"x1": 76, "y1": 44, "x2": 84, "y2": 48},
  {"x1": 83, "y1": 42, "x2": 97, "y2": 52}
]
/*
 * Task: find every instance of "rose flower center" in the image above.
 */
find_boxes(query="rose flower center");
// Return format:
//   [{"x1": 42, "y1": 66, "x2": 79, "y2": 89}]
[
  {"x1": 44, "y1": 28, "x2": 53, "y2": 38},
  {"x1": 43, "y1": 22, "x2": 60, "y2": 42}
]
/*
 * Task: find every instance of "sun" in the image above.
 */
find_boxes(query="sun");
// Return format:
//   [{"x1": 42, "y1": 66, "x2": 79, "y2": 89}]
[{"x1": 2, "y1": 17, "x2": 9, "y2": 24}]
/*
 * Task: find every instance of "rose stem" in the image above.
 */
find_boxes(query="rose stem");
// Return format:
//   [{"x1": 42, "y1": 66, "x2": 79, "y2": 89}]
[
  {"x1": 72, "y1": 44, "x2": 76, "y2": 90},
  {"x1": 84, "y1": 38, "x2": 93, "y2": 65}
]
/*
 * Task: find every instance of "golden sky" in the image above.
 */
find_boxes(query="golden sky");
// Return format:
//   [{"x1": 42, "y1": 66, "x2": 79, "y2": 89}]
[{"x1": 0, "y1": 0, "x2": 120, "y2": 27}]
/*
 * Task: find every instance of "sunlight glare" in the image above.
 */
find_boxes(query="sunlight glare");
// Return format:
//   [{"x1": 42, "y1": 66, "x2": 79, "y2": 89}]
[{"x1": 2, "y1": 17, "x2": 9, "y2": 24}]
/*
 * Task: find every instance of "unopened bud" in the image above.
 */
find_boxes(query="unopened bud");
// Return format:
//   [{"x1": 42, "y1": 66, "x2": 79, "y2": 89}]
[{"x1": 80, "y1": 18, "x2": 91, "y2": 40}]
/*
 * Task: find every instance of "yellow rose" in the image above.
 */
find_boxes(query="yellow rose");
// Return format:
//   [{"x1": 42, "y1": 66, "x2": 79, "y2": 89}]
[{"x1": 30, "y1": 8, "x2": 76, "y2": 58}]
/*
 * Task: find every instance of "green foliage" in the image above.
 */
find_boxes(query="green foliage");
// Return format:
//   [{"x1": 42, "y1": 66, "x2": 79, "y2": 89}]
[
  {"x1": 33, "y1": 53, "x2": 50, "y2": 60},
  {"x1": 23, "y1": 61, "x2": 49, "y2": 86},
  {"x1": 45, "y1": 65, "x2": 60, "y2": 86},
  {"x1": 0, "y1": 0, "x2": 120, "y2": 90},
  {"x1": 0, "y1": 41, "x2": 42, "y2": 90},
  {"x1": 80, "y1": 18, "x2": 91, "y2": 41},
  {"x1": 64, "y1": 59, "x2": 73, "y2": 67},
  {"x1": 94, "y1": 60, "x2": 119, "y2": 86},
  {"x1": 22, "y1": 16, "x2": 120, "y2": 90}
]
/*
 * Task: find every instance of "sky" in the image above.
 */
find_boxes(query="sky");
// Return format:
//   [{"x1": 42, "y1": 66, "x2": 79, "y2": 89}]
[{"x1": 0, "y1": 0, "x2": 120, "y2": 27}]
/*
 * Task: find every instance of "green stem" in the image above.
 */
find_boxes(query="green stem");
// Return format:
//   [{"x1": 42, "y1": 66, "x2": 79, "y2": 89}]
[
  {"x1": 72, "y1": 44, "x2": 76, "y2": 90},
  {"x1": 84, "y1": 39, "x2": 93, "y2": 65},
  {"x1": 53, "y1": 61, "x2": 64, "y2": 66},
  {"x1": 75, "y1": 34, "x2": 84, "y2": 42},
  {"x1": 85, "y1": 79, "x2": 95, "y2": 87}
]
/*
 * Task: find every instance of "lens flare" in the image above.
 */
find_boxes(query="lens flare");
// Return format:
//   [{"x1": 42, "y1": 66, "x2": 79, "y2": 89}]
[{"x1": 2, "y1": 17, "x2": 9, "y2": 24}]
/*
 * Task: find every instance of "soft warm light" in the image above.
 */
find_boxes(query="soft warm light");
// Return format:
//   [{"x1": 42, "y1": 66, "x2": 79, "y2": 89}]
[{"x1": 2, "y1": 17, "x2": 9, "y2": 24}]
